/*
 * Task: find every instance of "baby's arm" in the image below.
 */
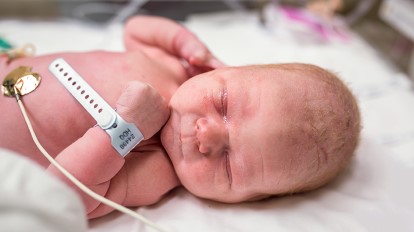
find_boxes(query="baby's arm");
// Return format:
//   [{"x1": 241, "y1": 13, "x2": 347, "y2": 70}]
[
  {"x1": 48, "y1": 125, "x2": 125, "y2": 216},
  {"x1": 47, "y1": 81, "x2": 170, "y2": 217},
  {"x1": 124, "y1": 16, "x2": 225, "y2": 76}
]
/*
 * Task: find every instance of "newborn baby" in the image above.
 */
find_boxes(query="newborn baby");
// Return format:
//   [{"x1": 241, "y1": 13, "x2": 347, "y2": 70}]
[
  {"x1": 0, "y1": 16, "x2": 360, "y2": 218},
  {"x1": 163, "y1": 63, "x2": 360, "y2": 203}
]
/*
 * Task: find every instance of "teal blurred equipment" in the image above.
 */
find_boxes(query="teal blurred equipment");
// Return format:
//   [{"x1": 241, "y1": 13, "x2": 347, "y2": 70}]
[{"x1": 0, "y1": 37, "x2": 13, "y2": 51}]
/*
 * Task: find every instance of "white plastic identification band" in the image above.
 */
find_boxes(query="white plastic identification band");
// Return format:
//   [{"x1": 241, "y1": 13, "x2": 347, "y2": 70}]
[{"x1": 49, "y1": 58, "x2": 143, "y2": 157}]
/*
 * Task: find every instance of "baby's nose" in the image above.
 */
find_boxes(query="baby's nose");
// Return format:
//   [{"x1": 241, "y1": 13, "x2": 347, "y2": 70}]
[{"x1": 196, "y1": 117, "x2": 227, "y2": 155}]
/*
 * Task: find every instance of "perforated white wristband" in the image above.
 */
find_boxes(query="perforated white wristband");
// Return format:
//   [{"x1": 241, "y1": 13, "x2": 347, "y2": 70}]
[{"x1": 49, "y1": 58, "x2": 143, "y2": 157}]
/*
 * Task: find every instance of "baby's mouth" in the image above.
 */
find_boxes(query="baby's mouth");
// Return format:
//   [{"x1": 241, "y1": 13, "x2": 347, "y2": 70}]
[
  {"x1": 179, "y1": 133, "x2": 197, "y2": 159},
  {"x1": 178, "y1": 117, "x2": 201, "y2": 160}
]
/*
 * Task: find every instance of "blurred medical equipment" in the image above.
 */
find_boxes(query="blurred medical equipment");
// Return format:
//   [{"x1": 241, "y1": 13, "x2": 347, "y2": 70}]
[
  {"x1": 70, "y1": 0, "x2": 250, "y2": 25},
  {"x1": 262, "y1": 0, "x2": 376, "y2": 43},
  {"x1": 380, "y1": 0, "x2": 414, "y2": 79}
]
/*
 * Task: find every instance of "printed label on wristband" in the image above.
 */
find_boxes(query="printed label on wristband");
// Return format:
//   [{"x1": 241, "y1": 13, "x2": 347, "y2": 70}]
[{"x1": 106, "y1": 115, "x2": 144, "y2": 157}]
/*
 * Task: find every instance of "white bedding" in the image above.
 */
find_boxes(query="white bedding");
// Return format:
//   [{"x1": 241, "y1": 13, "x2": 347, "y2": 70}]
[
  {"x1": 0, "y1": 149, "x2": 87, "y2": 232},
  {"x1": 1, "y1": 8, "x2": 414, "y2": 232}
]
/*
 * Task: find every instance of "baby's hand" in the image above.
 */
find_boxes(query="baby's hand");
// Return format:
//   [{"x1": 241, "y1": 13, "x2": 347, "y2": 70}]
[
  {"x1": 115, "y1": 81, "x2": 169, "y2": 139},
  {"x1": 174, "y1": 28, "x2": 226, "y2": 76}
]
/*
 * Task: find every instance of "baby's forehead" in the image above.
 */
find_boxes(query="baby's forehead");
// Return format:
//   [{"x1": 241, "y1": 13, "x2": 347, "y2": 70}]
[
  {"x1": 222, "y1": 65, "x2": 319, "y2": 88},
  {"x1": 222, "y1": 66, "x2": 314, "y2": 122},
  {"x1": 221, "y1": 64, "x2": 351, "y2": 195}
]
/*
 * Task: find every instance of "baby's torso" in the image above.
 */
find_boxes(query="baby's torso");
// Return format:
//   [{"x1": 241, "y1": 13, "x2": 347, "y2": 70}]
[{"x1": 0, "y1": 51, "x2": 185, "y2": 166}]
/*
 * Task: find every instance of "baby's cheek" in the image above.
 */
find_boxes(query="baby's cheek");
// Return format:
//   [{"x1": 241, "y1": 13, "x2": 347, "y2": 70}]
[{"x1": 178, "y1": 162, "x2": 210, "y2": 192}]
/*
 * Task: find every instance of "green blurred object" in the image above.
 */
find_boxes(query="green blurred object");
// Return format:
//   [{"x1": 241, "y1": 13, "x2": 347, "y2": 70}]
[{"x1": 0, "y1": 38, "x2": 13, "y2": 51}]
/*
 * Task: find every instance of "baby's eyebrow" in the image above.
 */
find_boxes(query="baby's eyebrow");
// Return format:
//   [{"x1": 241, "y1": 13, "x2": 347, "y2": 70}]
[{"x1": 235, "y1": 88, "x2": 256, "y2": 121}]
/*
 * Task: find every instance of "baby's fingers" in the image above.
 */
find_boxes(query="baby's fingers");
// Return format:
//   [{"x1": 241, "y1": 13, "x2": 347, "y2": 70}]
[
  {"x1": 174, "y1": 27, "x2": 226, "y2": 71},
  {"x1": 189, "y1": 52, "x2": 226, "y2": 70},
  {"x1": 115, "y1": 81, "x2": 169, "y2": 139}
]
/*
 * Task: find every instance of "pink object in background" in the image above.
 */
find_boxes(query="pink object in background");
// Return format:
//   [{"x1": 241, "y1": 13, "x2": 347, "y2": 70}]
[{"x1": 280, "y1": 6, "x2": 349, "y2": 42}]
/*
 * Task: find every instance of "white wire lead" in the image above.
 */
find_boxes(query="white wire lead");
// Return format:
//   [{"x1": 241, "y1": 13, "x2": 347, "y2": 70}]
[{"x1": 16, "y1": 98, "x2": 167, "y2": 232}]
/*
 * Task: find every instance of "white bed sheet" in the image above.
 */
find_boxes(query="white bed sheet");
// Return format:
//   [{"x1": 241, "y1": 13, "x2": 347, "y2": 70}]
[
  {"x1": 1, "y1": 10, "x2": 414, "y2": 232},
  {"x1": 0, "y1": 149, "x2": 87, "y2": 232}
]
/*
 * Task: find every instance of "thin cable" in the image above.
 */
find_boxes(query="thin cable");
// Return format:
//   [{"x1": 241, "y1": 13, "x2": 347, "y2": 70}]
[
  {"x1": 108, "y1": 0, "x2": 149, "y2": 25},
  {"x1": 16, "y1": 98, "x2": 167, "y2": 232}
]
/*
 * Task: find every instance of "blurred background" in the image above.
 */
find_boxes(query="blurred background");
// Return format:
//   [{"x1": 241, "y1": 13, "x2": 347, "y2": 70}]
[{"x1": 0, "y1": 0, "x2": 413, "y2": 80}]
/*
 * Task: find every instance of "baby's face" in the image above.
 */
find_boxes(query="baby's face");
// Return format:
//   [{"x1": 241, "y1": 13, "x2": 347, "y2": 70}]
[{"x1": 161, "y1": 66, "x2": 306, "y2": 202}]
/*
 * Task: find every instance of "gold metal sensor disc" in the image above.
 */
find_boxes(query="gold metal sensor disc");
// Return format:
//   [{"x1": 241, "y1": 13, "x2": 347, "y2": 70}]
[{"x1": 2, "y1": 66, "x2": 41, "y2": 97}]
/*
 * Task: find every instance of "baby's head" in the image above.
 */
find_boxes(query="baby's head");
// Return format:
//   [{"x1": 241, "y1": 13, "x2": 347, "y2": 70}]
[{"x1": 161, "y1": 63, "x2": 360, "y2": 202}]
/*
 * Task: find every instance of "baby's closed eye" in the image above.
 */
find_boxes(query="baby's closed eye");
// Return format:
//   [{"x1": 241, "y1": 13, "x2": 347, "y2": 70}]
[{"x1": 224, "y1": 150, "x2": 232, "y2": 185}]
